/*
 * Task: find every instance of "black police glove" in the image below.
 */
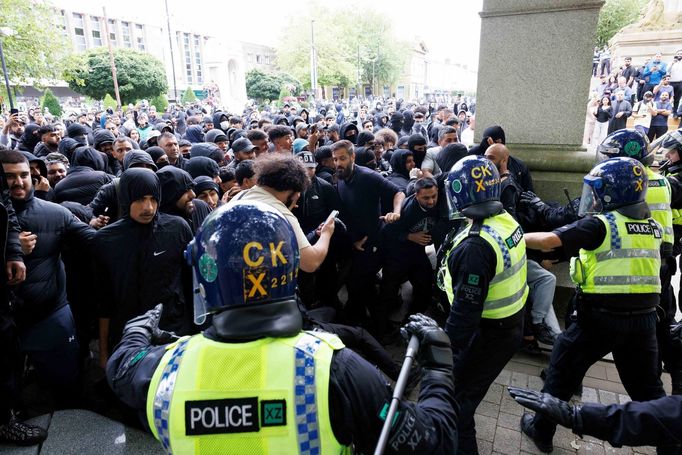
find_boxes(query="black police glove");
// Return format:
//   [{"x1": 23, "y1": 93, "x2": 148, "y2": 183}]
[
  {"x1": 519, "y1": 191, "x2": 548, "y2": 211},
  {"x1": 508, "y1": 387, "x2": 579, "y2": 429},
  {"x1": 122, "y1": 304, "x2": 177, "y2": 345},
  {"x1": 400, "y1": 313, "x2": 453, "y2": 374},
  {"x1": 672, "y1": 321, "x2": 682, "y2": 349}
]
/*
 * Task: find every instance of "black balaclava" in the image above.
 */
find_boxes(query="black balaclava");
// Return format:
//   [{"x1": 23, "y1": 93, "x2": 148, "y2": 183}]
[
  {"x1": 407, "y1": 134, "x2": 427, "y2": 168},
  {"x1": 157, "y1": 165, "x2": 195, "y2": 215},
  {"x1": 119, "y1": 168, "x2": 161, "y2": 218},
  {"x1": 190, "y1": 142, "x2": 224, "y2": 164},
  {"x1": 72, "y1": 146, "x2": 107, "y2": 172},
  {"x1": 357, "y1": 131, "x2": 375, "y2": 147},
  {"x1": 389, "y1": 149, "x2": 414, "y2": 179},
  {"x1": 436, "y1": 143, "x2": 469, "y2": 173},
  {"x1": 354, "y1": 147, "x2": 377, "y2": 170},
  {"x1": 184, "y1": 156, "x2": 220, "y2": 179},
  {"x1": 123, "y1": 150, "x2": 158, "y2": 171}
]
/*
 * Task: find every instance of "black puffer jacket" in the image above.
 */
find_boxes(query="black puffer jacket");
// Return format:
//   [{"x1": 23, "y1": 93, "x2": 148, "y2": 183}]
[
  {"x1": 12, "y1": 188, "x2": 95, "y2": 327},
  {"x1": 94, "y1": 169, "x2": 195, "y2": 348},
  {"x1": 55, "y1": 147, "x2": 113, "y2": 205}
]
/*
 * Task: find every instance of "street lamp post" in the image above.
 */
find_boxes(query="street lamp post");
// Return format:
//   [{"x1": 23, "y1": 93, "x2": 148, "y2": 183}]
[{"x1": 0, "y1": 27, "x2": 16, "y2": 111}]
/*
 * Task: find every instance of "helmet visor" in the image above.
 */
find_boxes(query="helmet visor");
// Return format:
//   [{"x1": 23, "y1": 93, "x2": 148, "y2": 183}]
[
  {"x1": 446, "y1": 189, "x2": 465, "y2": 220},
  {"x1": 192, "y1": 268, "x2": 209, "y2": 325},
  {"x1": 578, "y1": 180, "x2": 603, "y2": 217},
  {"x1": 655, "y1": 130, "x2": 682, "y2": 157}
]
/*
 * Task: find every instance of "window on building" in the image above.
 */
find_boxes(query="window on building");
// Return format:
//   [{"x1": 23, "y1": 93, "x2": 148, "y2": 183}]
[
  {"x1": 72, "y1": 13, "x2": 86, "y2": 51},
  {"x1": 135, "y1": 24, "x2": 145, "y2": 50},
  {"x1": 247, "y1": 53, "x2": 253, "y2": 63},
  {"x1": 59, "y1": 10, "x2": 68, "y2": 39},
  {"x1": 256, "y1": 54, "x2": 261, "y2": 64},
  {"x1": 183, "y1": 33, "x2": 192, "y2": 84},
  {"x1": 121, "y1": 22, "x2": 132, "y2": 48},
  {"x1": 91, "y1": 17, "x2": 102, "y2": 47},
  {"x1": 108, "y1": 19, "x2": 117, "y2": 45},
  {"x1": 193, "y1": 35, "x2": 203, "y2": 84}
]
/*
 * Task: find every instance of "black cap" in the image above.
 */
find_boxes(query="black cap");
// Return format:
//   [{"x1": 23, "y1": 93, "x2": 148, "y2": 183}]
[{"x1": 232, "y1": 138, "x2": 256, "y2": 154}]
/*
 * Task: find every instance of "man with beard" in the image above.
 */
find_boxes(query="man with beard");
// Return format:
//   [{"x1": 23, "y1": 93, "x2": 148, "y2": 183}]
[
  {"x1": 94, "y1": 168, "x2": 194, "y2": 368},
  {"x1": 227, "y1": 154, "x2": 335, "y2": 273},
  {"x1": 422, "y1": 126, "x2": 459, "y2": 178},
  {"x1": 332, "y1": 140, "x2": 404, "y2": 339},
  {"x1": 158, "y1": 132, "x2": 186, "y2": 169},
  {"x1": 45, "y1": 152, "x2": 69, "y2": 188},
  {"x1": 157, "y1": 166, "x2": 210, "y2": 234},
  {"x1": 33, "y1": 125, "x2": 61, "y2": 158},
  {"x1": 1, "y1": 113, "x2": 25, "y2": 150},
  {"x1": 381, "y1": 177, "x2": 439, "y2": 322},
  {"x1": 0, "y1": 151, "x2": 95, "y2": 408}
]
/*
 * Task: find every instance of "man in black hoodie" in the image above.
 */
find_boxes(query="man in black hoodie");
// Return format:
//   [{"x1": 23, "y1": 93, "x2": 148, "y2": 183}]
[
  {"x1": 1, "y1": 150, "x2": 95, "y2": 406},
  {"x1": 157, "y1": 166, "x2": 210, "y2": 233},
  {"x1": 381, "y1": 177, "x2": 439, "y2": 320},
  {"x1": 94, "y1": 168, "x2": 194, "y2": 368},
  {"x1": 469, "y1": 125, "x2": 534, "y2": 192},
  {"x1": 93, "y1": 129, "x2": 121, "y2": 176},
  {"x1": 54, "y1": 146, "x2": 113, "y2": 205},
  {"x1": 0, "y1": 146, "x2": 44, "y2": 446}
]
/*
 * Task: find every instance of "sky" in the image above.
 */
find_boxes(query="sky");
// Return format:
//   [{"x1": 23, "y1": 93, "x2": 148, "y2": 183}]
[{"x1": 168, "y1": 0, "x2": 483, "y2": 70}]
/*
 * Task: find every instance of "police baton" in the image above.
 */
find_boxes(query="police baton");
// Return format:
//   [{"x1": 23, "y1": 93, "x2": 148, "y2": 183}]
[{"x1": 374, "y1": 335, "x2": 420, "y2": 455}]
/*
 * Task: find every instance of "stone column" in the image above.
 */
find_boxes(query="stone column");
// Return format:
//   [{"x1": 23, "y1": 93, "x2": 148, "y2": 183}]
[
  {"x1": 475, "y1": 0, "x2": 604, "y2": 297},
  {"x1": 476, "y1": 0, "x2": 604, "y2": 150}
]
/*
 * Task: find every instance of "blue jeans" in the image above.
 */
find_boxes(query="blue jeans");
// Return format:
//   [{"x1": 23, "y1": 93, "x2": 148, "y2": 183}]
[{"x1": 526, "y1": 260, "x2": 561, "y2": 335}]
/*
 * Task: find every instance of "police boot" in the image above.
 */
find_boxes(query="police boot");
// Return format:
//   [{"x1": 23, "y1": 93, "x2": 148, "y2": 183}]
[{"x1": 520, "y1": 413, "x2": 553, "y2": 453}]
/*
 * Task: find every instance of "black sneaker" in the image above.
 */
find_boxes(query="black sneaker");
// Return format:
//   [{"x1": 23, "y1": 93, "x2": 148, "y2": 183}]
[
  {"x1": 0, "y1": 417, "x2": 48, "y2": 446},
  {"x1": 520, "y1": 413, "x2": 553, "y2": 453},
  {"x1": 533, "y1": 322, "x2": 558, "y2": 346},
  {"x1": 519, "y1": 338, "x2": 543, "y2": 356}
]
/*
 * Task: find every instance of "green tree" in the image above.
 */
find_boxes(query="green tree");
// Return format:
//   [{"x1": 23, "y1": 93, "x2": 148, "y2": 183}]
[
  {"x1": 102, "y1": 94, "x2": 117, "y2": 110},
  {"x1": 597, "y1": 0, "x2": 647, "y2": 46},
  {"x1": 0, "y1": 0, "x2": 70, "y2": 102},
  {"x1": 63, "y1": 48, "x2": 168, "y2": 105},
  {"x1": 181, "y1": 87, "x2": 197, "y2": 103},
  {"x1": 276, "y1": 4, "x2": 406, "y2": 92},
  {"x1": 246, "y1": 69, "x2": 283, "y2": 101},
  {"x1": 150, "y1": 93, "x2": 169, "y2": 113},
  {"x1": 40, "y1": 89, "x2": 62, "y2": 117}
]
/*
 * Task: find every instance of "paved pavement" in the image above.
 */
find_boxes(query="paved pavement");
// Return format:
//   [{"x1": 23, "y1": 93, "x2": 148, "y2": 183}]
[{"x1": 1, "y1": 273, "x2": 679, "y2": 454}]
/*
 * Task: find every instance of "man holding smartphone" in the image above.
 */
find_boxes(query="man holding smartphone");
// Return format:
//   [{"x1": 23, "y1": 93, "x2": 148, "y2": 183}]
[{"x1": 0, "y1": 111, "x2": 25, "y2": 150}]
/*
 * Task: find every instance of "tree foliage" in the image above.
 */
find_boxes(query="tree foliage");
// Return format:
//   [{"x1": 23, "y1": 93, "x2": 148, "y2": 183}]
[
  {"x1": 245, "y1": 69, "x2": 302, "y2": 102},
  {"x1": 597, "y1": 0, "x2": 647, "y2": 46},
  {"x1": 181, "y1": 87, "x2": 197, "y2": 103},
  {"x1": 40, "y1": 89, "x2": 62, "y2": 117},
  {"x1": 63, "y1": 48, "x2": 168, "y2": 105},
  {"x1": 276, "y1": 4, "x2": 407, "y2": 91},
  {"x1": 0, "y1": 0, "x2": 70, "y2": 102},
  {"x1": 150, "y1": 93, "x2": 169, "y2": 113},
  {"x1": 103, "y1": 94, "x2": 117, "y2": 110}
]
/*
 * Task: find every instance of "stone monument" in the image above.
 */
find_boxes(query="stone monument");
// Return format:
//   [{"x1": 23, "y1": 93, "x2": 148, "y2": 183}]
[{"x1": 610, "y1": 0, "x2": 682, "y2": 68}]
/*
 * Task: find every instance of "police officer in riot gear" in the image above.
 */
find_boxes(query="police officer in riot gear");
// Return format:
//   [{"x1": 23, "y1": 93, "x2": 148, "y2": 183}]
[
  {"x1": 519, "y1": 157, "x2": 668, "y2": 453},
  {"x1": 438, "y1": 156, "x2": 527, "y2": 455},
  {"x1": 598, "y1": 129, "x2": 682, "y2": 395},
  {"x1": 508, "y1": 322, "x2": 682, "y2": 451},
  {"x1": 659, "y1": 128, "x2": 682, "y2": 317},
  {"x1": 105, "y1": 201, "x2": 458, "y2": 454}
]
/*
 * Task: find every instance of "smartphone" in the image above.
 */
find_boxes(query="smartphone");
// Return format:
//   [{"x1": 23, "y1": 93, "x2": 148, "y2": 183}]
[
  {"x1": 10, "y1": 108, "x2": 19, "y2": 115},
  {"x1": 310, "y1": 124, "x2": 318, "y2": 134},
  {"x1": 327, "y1": 210, "x2": 339, "y2": 223}
]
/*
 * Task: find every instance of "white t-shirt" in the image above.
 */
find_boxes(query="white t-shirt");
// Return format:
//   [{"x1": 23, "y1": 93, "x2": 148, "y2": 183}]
[
  {"x1": 227, "y1": 186, "x2": 311, "y2": 250},
  {"x1": 632, "y1": 101, "x2": 653, "y2": 129}
]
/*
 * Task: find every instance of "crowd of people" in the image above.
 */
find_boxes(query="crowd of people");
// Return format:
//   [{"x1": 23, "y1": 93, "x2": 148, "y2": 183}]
[
  {"x1": 0, "y1": 80, "x2": 681, "y2": 454},
  {"x1": 585, "y1": 49, "x2": 682, "y2": 148}
]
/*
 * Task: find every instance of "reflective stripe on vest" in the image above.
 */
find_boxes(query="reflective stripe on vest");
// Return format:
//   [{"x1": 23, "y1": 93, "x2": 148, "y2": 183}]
[
  {"x1": 665, "y1": 171, "x2": 682, "y2": 226},
  {"x1": 146, "y1": 331, "x2": 347, "y2": 455},
  {"x1": 578, "y1": 211, "x2": 662, "y2": 294},
  {"x1": 442, "y1": 211, "x2": 528, "y2": 319},
  {"x1": 646, "y1": 167, "x2": 674, "y2": 243}
]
